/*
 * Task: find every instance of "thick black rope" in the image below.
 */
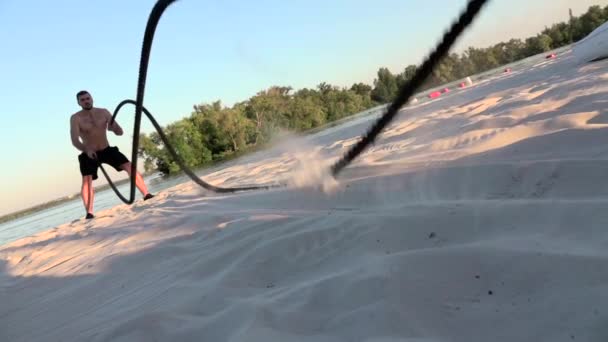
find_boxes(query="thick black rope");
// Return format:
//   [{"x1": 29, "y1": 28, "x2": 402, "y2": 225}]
[
  {"x1": 101, "y1": 100, "x2": 280, "y2": 204},
  {"x1": 101, "y1": 0, "x2": 489, "y2": 204},
  {"x1": 331, "y1": 0, "x2": 489, "y2": 176},
  {"x1": 102, "y1": 0, "x2": 280, "y2": 204}
]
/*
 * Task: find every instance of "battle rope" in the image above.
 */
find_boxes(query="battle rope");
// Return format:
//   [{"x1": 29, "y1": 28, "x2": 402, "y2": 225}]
[
  {"x1": 100, "y1": 100, "x2": 281, "y2": 204},
  {"x1": 101, "y1": 0, "x2": 489, "y2": 204}
]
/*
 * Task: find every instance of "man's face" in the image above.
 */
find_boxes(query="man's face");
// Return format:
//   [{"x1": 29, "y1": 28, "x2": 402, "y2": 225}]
[{"x1": 78, "y1": 94, "x2": 93, "y2": 110}]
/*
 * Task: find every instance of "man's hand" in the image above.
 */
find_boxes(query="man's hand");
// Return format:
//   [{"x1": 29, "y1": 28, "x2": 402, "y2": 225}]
[
  {"x1": 105, "y1": 110, "x2": 124, "y2": 136},
  {"x1": 86, "y1": 149, "x2": 97, "y2": 160}
]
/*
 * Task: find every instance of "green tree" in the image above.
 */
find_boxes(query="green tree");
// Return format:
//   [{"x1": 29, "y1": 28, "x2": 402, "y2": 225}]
[
  {"x1": 244, "y1": 86, "x2": 292, "y2": 143},
  {"x1": 350, "y1": 82, "x2": 372, "y2": 97},
  {"x1": 523, "y1": 34, "x2": 553, "y2": 56},
  {"x1": 579, "y1": 5, "x2": 606, "y2": 38},
  {"x1": 218, "y1": 106, "x2": 252, "y2": 154},
  {"x1": 371, "y1": 67, "x2": 398, "y2": 103},
  {"x1": 288, "y1": 96, "x2": 326, "y2": 130}
]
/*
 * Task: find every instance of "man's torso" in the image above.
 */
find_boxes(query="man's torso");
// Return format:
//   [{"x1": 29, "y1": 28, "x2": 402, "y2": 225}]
[{"x1": 75, "y1": 108, "x2": 110, "y2": 151}]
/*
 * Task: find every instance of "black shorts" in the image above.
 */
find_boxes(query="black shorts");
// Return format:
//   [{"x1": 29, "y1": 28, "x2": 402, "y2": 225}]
[{"x1": 78, "y1": 146, "x2": 130, "y2": 180}]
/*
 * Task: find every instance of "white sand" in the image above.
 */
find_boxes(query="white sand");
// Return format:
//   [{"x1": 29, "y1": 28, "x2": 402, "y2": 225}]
[{"x1": 2, "y1": 50, "x2": 608, "y2": 342}]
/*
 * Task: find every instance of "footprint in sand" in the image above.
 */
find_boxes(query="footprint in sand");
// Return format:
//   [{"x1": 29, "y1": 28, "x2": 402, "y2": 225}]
[
  {"x1": 531, "y1": 170, "x2": 560, "y2": 198},
  {"x1": 285, "y1": 224, "x2": 366, "y2": 263}
]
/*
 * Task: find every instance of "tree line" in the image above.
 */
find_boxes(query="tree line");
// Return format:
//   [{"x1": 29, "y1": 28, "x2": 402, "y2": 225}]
[{"x1": 139, "y1": 4, "x2": 608, "y2": 176}]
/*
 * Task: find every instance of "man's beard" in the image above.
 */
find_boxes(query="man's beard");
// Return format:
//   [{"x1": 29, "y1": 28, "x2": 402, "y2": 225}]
[{"x1": 84, "y1": 104, "x2": 93, "y2": 110}]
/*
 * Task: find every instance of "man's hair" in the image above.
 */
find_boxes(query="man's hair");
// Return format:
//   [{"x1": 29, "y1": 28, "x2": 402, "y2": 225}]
[{"x1": 76, "y1": 90, "x2": 90, "y2": 100}]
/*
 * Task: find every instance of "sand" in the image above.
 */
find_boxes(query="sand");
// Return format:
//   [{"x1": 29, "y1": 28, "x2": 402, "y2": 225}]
[{"x1": 2, "y1": 49, "x2": 608, "y2": 342}]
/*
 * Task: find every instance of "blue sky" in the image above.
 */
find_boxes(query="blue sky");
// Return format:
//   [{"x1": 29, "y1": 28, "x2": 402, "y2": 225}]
[{"x1": 0, "y1": 0, "x2": 605, "y2": 215}]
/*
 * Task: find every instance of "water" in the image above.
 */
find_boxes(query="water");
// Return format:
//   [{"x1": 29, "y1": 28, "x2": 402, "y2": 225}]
[
  {"x1": 0, "y1": 173, "x2": 192, "y2": 246},
  {"x1": 0, "y1": 48, "x2": 569, "y2": 247}
]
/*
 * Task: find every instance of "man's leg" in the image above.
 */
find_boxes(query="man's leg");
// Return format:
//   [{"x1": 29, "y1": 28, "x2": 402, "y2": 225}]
[
  {"x1": 78, "y1": 151, "x2": 98, "y2": 218},
  {"x1": 81, "y1": 175, "x2": 95, "y2": 217},
  {"x1": 120, "y1": 162, "x2": 153, "y2": 199}
]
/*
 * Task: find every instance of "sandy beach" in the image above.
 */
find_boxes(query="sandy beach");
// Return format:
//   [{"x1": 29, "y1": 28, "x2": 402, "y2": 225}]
[{"x1": 2, "y1": 49, "x2": 608, "y2": 342}]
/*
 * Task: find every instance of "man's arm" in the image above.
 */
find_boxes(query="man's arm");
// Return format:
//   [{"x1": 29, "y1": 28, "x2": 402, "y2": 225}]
[
  {"x1": 105, "y1": 109, "x2": 124, "y2": 136},
  {"x1": 70, "y1": 115, "x2": 87, "y2": 152}
]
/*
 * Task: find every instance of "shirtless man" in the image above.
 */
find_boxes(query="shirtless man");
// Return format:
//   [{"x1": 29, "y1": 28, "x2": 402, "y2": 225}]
[{"x1": 70, "y1": 90, "x2": 154, "y2": 219}]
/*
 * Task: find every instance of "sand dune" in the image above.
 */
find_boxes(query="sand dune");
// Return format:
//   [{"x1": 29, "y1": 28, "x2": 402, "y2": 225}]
[{"x1": 2, "y1": 50, "x2": 608, "y2": 342}]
